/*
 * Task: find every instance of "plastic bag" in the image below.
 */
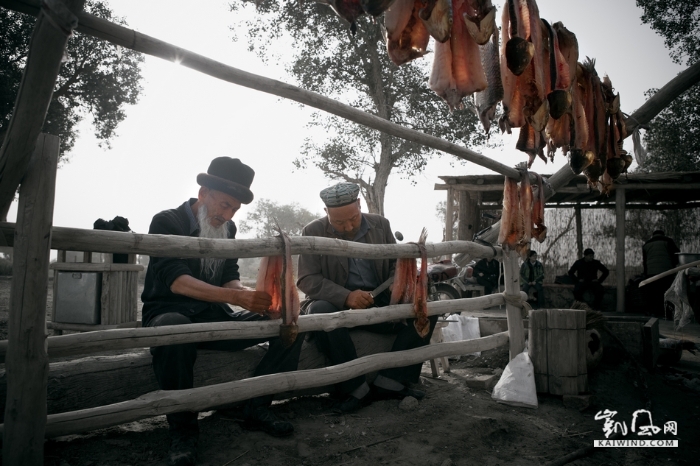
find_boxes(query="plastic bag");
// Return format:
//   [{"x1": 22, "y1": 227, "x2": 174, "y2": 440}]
[
  {"x1": 491, "y1": 351, "x2": 538, "y2": 409},
  {"x1": 440, "y1": 315, "x2": 481, "y2": 359},
  {"x1": 664, "y1": 270, "x2": 695, "y2": 330}
]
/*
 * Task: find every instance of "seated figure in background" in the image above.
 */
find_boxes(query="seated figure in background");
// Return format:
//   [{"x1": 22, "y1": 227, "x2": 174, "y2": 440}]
[
  {"x1": 520, "y1": 250, "x2": 545, "y2": 309},
  {"x1": 473, "y1": 256, "x2": 501, "y2": 294},
  {"x1": 567, "y1": 248, "x2": 609, "y2": 310},
  {"x1": 297, "y1": 182, "x2": 437, "y2": 414}
]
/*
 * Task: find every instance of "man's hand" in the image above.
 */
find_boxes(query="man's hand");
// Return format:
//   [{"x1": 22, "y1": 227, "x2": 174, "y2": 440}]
[
  {"x1": 232, "y1": 290, "x2": 272, "y2": 313},
  {"x1": 345, "y1": 290, "x2": 374, "y2": 309}
]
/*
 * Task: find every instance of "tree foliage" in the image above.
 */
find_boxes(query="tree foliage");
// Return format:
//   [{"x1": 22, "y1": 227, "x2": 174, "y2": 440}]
[
  {"x1": 238, "y1": 198, "x2": 320, "y2": 238},
  {"x1": 636, "y1": 0, "x2": 700, "y2": 66},
  {"x1": 231, "y1": 1, "x2": 493, "y2": 214},
  {"x1": 0, "y1": 1, "x2": 143, "y2": 162}
]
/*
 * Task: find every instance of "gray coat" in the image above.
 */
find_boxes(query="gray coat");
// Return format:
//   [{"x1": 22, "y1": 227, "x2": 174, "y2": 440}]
[{"x1": 297, "y1": 213, "x2": 396, "y2": 310}]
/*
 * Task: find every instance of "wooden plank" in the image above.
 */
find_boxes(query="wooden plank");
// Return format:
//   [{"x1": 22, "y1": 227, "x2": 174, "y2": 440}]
[
  {"x1": 0, "y1": 332, "x2": 510, "y2": 438},
  {"x1": 528, "y1": 309, "x2": 548, "y2": 393},
  {"x1": 0, "y1": 223, "x2": 501, "y2": 261},
  {"x1": 3, "y1": 133, "x2": 60, "y2": 465},
  {"x1": 46, "y1": 321, "x2": 141, "y2": 332},
  {"x1": 616, "y1": 188, "x2": 625, "y2": 312},
  {"x1": 503, "y1": 250, "x2": 526, "y2": 360},
  {"x1": 50, "y1": 263, "x2": 143, "y2": 272},
  {"x1": 434, "y1": 184, "x2": 504, "y2": 192},
  {"x1": 575, "y1": 205, "x2": 583, "y2": 259},
  {"x1": 577, "y1": 312, "x2": 588, "y2": 393},
  {"x1": 0, "y1": 294, "x2": 507, "y2": 362},
  {"x1": 0, "y1": 0, "x2": 83, "y2": 218},
  {"x1": 445, "y1": 188, "x2": 454, "y2": 243},
  {"x1": 643, "y1": 317, "x2": 660, "y2": 370}
]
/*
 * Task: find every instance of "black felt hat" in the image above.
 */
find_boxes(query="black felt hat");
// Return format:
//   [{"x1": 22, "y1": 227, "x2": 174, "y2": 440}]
[{"x1": 196, "y1": 157, "x2": 255, "y2": 204}]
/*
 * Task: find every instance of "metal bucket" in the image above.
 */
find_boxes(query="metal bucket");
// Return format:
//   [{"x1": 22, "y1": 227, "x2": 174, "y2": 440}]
[{"x1": 676, "y1": 253, "x2": 700, "y2": 265}]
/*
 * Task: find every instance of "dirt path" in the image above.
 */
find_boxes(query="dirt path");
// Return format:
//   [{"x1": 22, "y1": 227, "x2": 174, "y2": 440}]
[{"x1": 0, "y1": 277, "x2": 698, "y2": 465}]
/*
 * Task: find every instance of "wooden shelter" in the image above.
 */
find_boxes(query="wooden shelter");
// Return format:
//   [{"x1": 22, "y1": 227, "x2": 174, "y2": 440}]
[
  {"x1": 436, "y1": 171, "x2": 700, "y2": 312},
  {"x1": 0, "y1": 0, "x2": 699, "y2": 464}
]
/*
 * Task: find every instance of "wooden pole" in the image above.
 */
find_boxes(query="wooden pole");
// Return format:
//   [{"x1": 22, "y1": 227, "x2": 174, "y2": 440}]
[
  {"x1": 457, "y1": 191, "x2": 469, "y2": 240},
  {"x1": 0, "y1": 0, "x2": 521, "y2": 181},
  {"x1": 575, "y1": 204, "x2": 583, "y2": 259},
  {"x1": 3, "y1": 133, "x2": 59, "y2": 466},
  {"x1": 0, "y1": 0, "x2": 84, "y2": 217},
  {"x1": 1, "y1": 332, "x2": 510, "y2": 438},
  {"x1": 0, "y1": 222, "x2": 501, "y2": 260},
  {"x1": 639, "y1": 259, "x2": 700, "y2": 287},
  {"x1": 503, "y1": 250, "x2": 526, "y2": 360},
  {"x1": 616, "y1": 188, "x2": 626, "y2": 312},
  {"x1": 0, "y1": 294, "x2": 509, "y2": 361},
  {"x1": 445, "y1": 188, "x2": 454, "y2": 242}
]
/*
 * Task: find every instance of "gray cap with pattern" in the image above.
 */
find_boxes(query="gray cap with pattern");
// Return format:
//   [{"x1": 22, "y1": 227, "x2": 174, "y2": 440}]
[{"x1": 320, "y1": 182, "x2": 360, "y2": 208}]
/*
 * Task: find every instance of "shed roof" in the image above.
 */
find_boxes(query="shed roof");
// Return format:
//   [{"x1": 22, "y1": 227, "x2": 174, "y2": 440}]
[{"x1": 435, "y1": 171, "x2": 700, "y2": 209}]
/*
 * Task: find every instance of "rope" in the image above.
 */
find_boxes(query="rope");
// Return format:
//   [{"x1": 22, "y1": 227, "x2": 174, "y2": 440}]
[{"x1": 502, "y1": 293, "x2": 533, "y2": 312}]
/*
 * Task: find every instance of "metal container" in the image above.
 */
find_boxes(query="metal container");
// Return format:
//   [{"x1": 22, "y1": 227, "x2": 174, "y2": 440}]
[
  {"x1": 676, "y1": 253, "x2": 700, "y2": 265},
  {"x1": 54, "y1": 272, "x2": 102, "y2": 324}
]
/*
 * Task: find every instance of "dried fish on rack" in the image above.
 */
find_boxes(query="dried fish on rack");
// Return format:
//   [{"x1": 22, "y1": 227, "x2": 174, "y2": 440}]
[{"x1": 386, "y1": 0, "x2": 430, "y2": 65}]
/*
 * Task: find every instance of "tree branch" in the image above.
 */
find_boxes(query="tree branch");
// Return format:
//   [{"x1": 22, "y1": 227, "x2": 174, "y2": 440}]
[{"x1": 540, "y1": 212, "x2": 576, "y2": 265}]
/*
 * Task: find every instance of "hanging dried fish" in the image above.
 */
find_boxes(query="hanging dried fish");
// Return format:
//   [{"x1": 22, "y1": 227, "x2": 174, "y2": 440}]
[
  {"x1": 463, "y1": 0, "x2": 497, "y2": 45},
  {"x1": 328, "y1": 0, "x2": 366, "y2": 35},
  {"x1": 419, "y1": 0, "x2": 453, "y2": 43},
  {"x1": 386, "y1": 0, "x2": 430, "y2": 65},
  {"x1": 474, "y1": 28, "x2": 503, "y2": 134}
]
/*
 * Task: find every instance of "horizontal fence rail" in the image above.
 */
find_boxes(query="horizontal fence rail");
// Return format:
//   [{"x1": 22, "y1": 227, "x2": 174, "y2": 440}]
[
  {"x1": 0, "y1": 331, "x2": 510, "y2": 438},
  {"x1": 0, "y1": 223, "x2": 501, "y2": 260},
  {"x1": 0, "y1": 293, "x2": 520, "y2": 361}
]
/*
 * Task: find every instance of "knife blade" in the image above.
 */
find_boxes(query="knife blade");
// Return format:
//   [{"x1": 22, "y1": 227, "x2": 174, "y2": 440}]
[{"x1": 369, "y1": 276, "x2": 394, "y2": 298}]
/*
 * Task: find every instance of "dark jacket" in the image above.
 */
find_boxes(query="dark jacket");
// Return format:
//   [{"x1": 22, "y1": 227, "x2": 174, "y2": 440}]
[
  {"x1": 643, "y1": 235, "x2": 679, "y2": 276},
  {"x1": 141, "y1": 199, "x2": 240, "y2": 325},
  {"x1": 568, "y1": 258, "x2": 609, "y2": 283},
  {"x1": 297, "y1": 213, "x2": 396, "y2": 310},
  {"x1": 520, "y1": 260, "x2": 545, "y2": 284},
  {"x1": 474, "y1": 258, "x2": 500, "y2": 282}
]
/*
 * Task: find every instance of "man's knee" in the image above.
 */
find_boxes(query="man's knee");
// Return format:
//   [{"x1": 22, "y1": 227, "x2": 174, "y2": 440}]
[
  {"x1": 148, "y1": 312, "x2": 193, "y2": 327},
  {"x1": 307, "y1": 300, "x2": 340, "y2": 315}
]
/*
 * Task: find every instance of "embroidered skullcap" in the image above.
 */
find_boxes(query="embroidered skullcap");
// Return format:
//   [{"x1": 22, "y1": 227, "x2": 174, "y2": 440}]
[{"x1": 320, "y1": 182, "x2": 360, "y2": 208}]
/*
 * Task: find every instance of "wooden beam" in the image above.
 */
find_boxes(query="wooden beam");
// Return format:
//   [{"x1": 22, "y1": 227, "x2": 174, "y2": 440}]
[
  {"x1": 445, "y1": 188, "x2": 454, "y2": 246},
  {"x1": 616, "y1": 188, "x2": 626, "y2": 312},
  {"x1": 545, "y1": 202, "x2": 700, "y2": 210},
  {"x1": 0, "y1": 222, "x2": 499, "y2": 261},
  {"x1": 3, "y1": 133, "x2": 60, "y2": 465},
  {"x1": 575, "y1": 204, "x2": 583, "y2": 259},
  {"x1": 0, "y1": 0, "x2": 83, "y2": 219},
  {"x1": 503, "y1": 250, "x2": 526, "y2": 360},
  {"x1": 0, "y1": 294, "x2": 508, "y2": 361},
  {"x1": 0, "y1": 332, "x2": 510, "y2": 438},
  {"x1": 434, "y1": 183, "x2": 503, "y2": 192},
  {"x1": 0, "y1": 0, "x2": 522, "y2": 181}
]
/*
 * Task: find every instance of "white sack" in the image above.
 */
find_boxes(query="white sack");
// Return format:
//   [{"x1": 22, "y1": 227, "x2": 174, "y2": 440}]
[
  {"x1": 491, "y1": 351, "x2": 538, "y2": 409},
  {"x1": 440, "y1": 315, "x2": 482, "y2": 358}
]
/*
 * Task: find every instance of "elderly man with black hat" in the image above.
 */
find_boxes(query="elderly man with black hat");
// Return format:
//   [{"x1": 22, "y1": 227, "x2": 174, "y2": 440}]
[
  {"x1": 567, "y1": 248, "x2": 610, "y2": 310},
  {"x1": 141, "y1": 157, "x2": 304, "y2": 466},
  {"x1": 297, "y1": 182, "x2": 437, "y2": 415}
]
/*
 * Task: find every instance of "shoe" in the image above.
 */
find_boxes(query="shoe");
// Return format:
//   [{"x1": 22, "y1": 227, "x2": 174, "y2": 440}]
[
  {"x1": 373, "y1": 385, "x2": 426, "y2": 401},
  {"x1": 332, "y1": 394, "x2": 372, "y2": 414},
  {"x1": 242, "y1": 406, "x2": 294, "y2": 437},
  {"x1": 167, "y1": 431, "x2": 198, "y2": 466}
]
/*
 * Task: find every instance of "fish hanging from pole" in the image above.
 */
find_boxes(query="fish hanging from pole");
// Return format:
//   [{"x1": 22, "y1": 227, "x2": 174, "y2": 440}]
[
  {"x1": 429, "y1": 0, "x2": 487, "y2": 111},
  {"x1": 532, "y1": 173, "x2": 547, "y2": 242},
  {"x1": 328, "y1": 0, "x2": 366, "y2": 35},
  {"x1": 419, "y1": 0, "x2": 453, "y2": 43},
  {"x1": 255, "y1": 223, "x2": 300, "y2": 347},
  {"x1": 473, "y1": 25, "x2": 503, "y2": 134},
  {"x1": 390, "y1": 228, "x2": 430, "y2": 338},
  {"x1": 385, "y1": 0, "x2": 430, "y2": 65}
]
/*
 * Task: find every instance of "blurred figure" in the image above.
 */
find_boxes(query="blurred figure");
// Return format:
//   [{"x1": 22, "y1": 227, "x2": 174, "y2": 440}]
[
  {"x1": 520, "y1": 251, "x2": 544, "y2": 309},
  {"x1": 642, "y1": 229, "x2": 680, "y2": 317},
  {"x1": 568, "y1": 248, "x2": 609, "y2": 310},
  {"x1": 473, "y1": 256, "x2": 500, "y2": 294}
]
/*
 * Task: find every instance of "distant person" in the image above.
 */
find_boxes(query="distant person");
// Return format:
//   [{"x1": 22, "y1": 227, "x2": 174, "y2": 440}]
[
  {"x1": 642, "y1": 229, "x2": 680, "y2": 317},
  {"x1": 474, "y1": 256, "x2": 500, "y2": 294},
  {"x1": 568, "y1": 248, "x2": 609, "y2": 309},
  {"x1": 520, "y1": 251, "x2": 544, "y2": 308}
]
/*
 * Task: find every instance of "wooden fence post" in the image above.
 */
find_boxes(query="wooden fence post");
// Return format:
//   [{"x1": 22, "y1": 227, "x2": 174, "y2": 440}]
[
  {"x1": 616, "y1": 187, "x2": 626, "y2": 312},
  {"x1": 503, "y1": 249, "x2": 525, "y2": 360},
  {"x1": 3, "y1": 134, "x2": 59, "y2": 465},
  {"x1": 0, "y1": 0, "x2": 84, "y2": 218}
]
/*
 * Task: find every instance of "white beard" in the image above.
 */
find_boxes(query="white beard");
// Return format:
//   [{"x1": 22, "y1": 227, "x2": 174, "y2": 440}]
[{"x1": 197, "y1": 204, "x2": 228, "y2": 281}]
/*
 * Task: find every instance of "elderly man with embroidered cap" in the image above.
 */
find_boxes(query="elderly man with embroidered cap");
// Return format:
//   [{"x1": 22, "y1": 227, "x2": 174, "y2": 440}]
[
  {"x1": 297, "y1": 182, "x2": 437, "y2": 415},
  {"x1": 141, "y1": 157, "x2": 304, "y2": 466}
]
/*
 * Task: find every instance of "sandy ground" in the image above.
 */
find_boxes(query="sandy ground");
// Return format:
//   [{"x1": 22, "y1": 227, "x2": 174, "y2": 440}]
[{"x1": 0, "y1": 276, "x2": 699, "y2": 465}]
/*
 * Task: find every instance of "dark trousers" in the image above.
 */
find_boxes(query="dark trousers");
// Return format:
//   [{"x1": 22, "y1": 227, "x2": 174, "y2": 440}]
[
  {"x1": 476, "y1": 277, "x2": 498, "y2": 295},
  {"x1": 147, "y1": 305, "x2": 304, "y2": 433},
  {"x1": 307, "y1": 299, "x2": 437, "y2": 396},
  {"x1": 643, "y1": 275, "x2": 675, "y2": 317},
  {"x1": 573, "y1": 281, "x2": 605, "y2": 308},
  {"x1": 522, "y1": 283, "x2": 545, "y2": 309}
]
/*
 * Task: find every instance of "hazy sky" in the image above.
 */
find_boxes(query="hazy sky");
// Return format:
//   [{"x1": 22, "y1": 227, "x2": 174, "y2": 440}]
[{"x1": 7, "y1": 0, "x2": 685, "y2": 247}]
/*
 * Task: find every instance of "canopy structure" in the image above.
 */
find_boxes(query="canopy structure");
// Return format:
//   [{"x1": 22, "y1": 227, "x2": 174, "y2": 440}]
[{"x1": 436, "y1": 170, "x2": 700, "y2": 312}]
